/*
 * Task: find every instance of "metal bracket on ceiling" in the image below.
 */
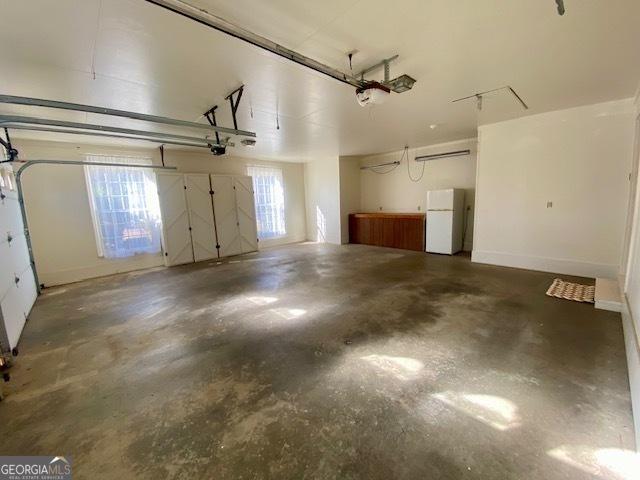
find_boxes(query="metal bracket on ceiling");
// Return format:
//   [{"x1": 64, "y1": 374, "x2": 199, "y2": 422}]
[
  {"x1": 355, "y1": 55, "x2": 416, "y2": 94},
  {"x1": 225, "y1": 85, "x2": 244, "y2": 131},
  {"x1": 0, "y1": 128, "x2": 18, "y2": 163},
  {"x1": 203, "y1": 106, "x2": 227, "y2": 156},
  {"x1": 452, "y1": 85, "x2": 529, "y2": 111},
  {"x1": 203, "y1": 105, "x2": 221, "y2": 146},
  {"x1": 358, "y1": 55, "x2": 399, "y2": 82}
]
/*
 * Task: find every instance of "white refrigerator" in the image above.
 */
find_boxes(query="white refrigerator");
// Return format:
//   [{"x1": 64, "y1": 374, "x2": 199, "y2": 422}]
[{"x1": 426, "y1": 189, "x2": 465, "y2": 255}]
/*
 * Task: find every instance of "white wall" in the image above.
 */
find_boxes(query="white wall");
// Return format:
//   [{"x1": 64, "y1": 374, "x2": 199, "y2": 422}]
[
  {"x1": 339, "y1": 156, "x2": 361, "y2": 244},
  {"x1": 304, "y1": 157, "x2": 341, "y2": 244},
  {"x1": 0, "y1": 163, "x2": 37, "y2": 352},
  {"x1": 620, "y1": 89, "x2": 640, "y2": 450},
  {"x1": 358, "y1": 139, "x2": 477, "y2": 250},
  {"x1": 473, "y1": 99, "x2": 636, "y2": 278},
  {"x1": 14, "y1": 139, "x2": 306, "y2": 286}
]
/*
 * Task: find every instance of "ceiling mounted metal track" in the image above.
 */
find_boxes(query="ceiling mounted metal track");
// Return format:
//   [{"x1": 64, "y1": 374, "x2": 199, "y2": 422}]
[
  {"x1": 0, "y1": 124, "x2": 211, "y2": 149},
  {"x1": 0, "y1": 115, "x2": 224, "y2": 146},
  {"x1": 143, "y1": 0, "x2": 363, "y2": 88},
  {"x1": 0, "y1": 94, "x2": 255, "y2": 138}
]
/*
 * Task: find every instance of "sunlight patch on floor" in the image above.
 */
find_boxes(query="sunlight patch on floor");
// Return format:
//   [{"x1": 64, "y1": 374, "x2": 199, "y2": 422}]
[
  {"x1": 548, "y1": 445, "x2": 640, "y2": 480},
  {"x1": 269, "y1": 308, "x2": 307, "y2": 320},
  {"x1": 360, "y1": 354, "x2": 424, "y2": 380},
  {"x1": 432, "y1": 391, "x2": 521, "y2": 431},
  {"x1": 247, "y1": 296, "x2": 278, "y2": 306}
]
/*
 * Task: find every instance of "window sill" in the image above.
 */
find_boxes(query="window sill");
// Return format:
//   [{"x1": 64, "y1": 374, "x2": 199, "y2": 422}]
[
  {"x1": 98, "y1": 252, "x2": 163, "y2": 261},
  {"x1": 259, "y1": 234, "x2": 288, "y2": 241}
]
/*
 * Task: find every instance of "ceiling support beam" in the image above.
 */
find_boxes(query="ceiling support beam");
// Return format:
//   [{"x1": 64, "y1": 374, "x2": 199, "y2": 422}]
[
  {"x1": 0, "y1": 94, "x2": 256, "y2": 138},
  {"x1": 143, "y1": 0, "x2": 363, "y2": 88}
]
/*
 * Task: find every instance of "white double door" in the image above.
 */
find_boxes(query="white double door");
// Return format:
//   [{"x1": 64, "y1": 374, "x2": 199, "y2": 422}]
[
  {"x1": 210, "y1": 175, "x2": 259, "y2": 258},
  {"x1": 157, "y1": 173, "x2": 257, "y2": 266}
]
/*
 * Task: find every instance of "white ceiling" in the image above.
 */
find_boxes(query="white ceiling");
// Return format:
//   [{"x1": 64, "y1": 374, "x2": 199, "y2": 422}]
[{"x1": 1, "y1": 0, "x2": 639, "y2": 161}]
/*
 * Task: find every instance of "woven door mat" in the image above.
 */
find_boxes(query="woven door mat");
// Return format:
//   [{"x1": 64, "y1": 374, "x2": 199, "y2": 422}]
[{"x1": 546, "y1": 278, "x2": 595, "y2": 303}]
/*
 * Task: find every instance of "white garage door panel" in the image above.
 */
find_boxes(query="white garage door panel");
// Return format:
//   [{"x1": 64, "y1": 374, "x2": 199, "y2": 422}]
[
  {"x1": 185, "y1": 174, "x2": 217, "y2": 262},
  {"x1": 0, "y1": 289, "x2": 22, "y2": 350},
  {"x1": 1, "y1": 282, "x2": 28, "y2": 351},
  {"x1": 8, "y1": 236, "x2": 31, "y2": 280},
  {"x1": 0, "y1": 240, "x2": 15, "y2": 299},
  {"x1": 18, "y1": 267, "x2": 37, "y2": 318},
  {"x1": 157, "y1": 173, "x2": 194, "y2": 266},
  {"x1": 1, "y1": 185, "x2": 36, "y2": 353},
  {"x1": 210, "y1": 176, "x2": 241, "y2": 258},
  {"x1": 0, "y1": 192, "x2": 22, "y2": 237}
]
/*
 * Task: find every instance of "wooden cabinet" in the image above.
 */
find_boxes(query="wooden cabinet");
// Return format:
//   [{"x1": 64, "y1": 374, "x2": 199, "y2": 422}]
[{"x1": 349, "y1": 213, "x2": 425, "y2": 251}]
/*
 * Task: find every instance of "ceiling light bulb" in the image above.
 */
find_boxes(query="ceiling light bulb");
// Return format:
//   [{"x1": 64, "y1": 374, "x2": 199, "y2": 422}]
[{"x1": 429, "y1": 124, "x2": 438, "y2": 130}]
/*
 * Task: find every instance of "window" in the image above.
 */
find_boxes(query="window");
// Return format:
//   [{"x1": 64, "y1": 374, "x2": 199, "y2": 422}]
[
  {"x1": 0, "y1": 166, "x2": 15, "y2": 191},
  {"x1": 85, "y1": 154, "x2": 162, "y2": 258},
  {"x1": 247, "y1": 165, "x2": 286, "y2": 239}
]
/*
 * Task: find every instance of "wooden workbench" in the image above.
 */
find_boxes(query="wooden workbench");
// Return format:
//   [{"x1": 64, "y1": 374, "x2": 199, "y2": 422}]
[{"x1": 348, "y1": 212, "x2": 425, "y2": 252}]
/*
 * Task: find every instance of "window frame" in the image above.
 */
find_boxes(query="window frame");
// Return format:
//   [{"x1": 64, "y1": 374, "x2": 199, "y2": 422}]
[{"x1": 247, "y1": 165, "x2": 287, "y2": 240}]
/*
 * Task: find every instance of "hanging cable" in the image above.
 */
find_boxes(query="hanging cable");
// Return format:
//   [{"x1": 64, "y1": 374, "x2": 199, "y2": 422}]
[
  {"x1": 369, "y1": 163, "x2": 399, "y2": 175},
  {"x1": 90, "y1": 0, "x2": 103, "y2": 80},
  {"x1": 405, "y1": 146, "x2": 425, "y2": 182}
]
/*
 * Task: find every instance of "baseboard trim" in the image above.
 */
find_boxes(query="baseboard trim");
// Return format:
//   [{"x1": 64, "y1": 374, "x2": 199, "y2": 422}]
[
  {"x1": 471, "y1": 250, "x2": 618, "y2": 278},
  {"x1": 40, "y1": 254, "x2": 165, "y2": 287},
  {"x1": 258, "y1": 234, "x2": 307, "y2": 249},
  {"x1": 621, "y1": 294, "x2": 640, "y2": 452}
]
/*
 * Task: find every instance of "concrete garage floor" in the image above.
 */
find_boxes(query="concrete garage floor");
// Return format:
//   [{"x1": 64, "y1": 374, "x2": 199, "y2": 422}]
[{"x1": 0, "y1": 243, "x2": 635, "y2": 479}]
